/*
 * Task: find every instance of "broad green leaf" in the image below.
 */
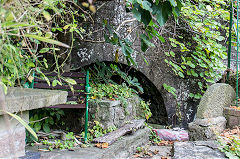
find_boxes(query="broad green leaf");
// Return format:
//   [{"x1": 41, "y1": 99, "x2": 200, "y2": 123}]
[
  {"x1": 140, "y1": 9, "x2": 152, "y2": 25},
  {"x1": 1, "y1": 111, "x2": 38, "y2": 140},
  {"x1": 191, "y1": 69, "x2": 198, "y2": 77},
  {"x1": 189, "y1": 93, "x2": 194, "y2": 98},
  {"x1": 6, "y1": 12, "x2": 15, "y2": 21},
  {"x1": 1, "y1": 22, "x2": 33, "y2": 28},
  {"x1": 165, "y1": 52, "x2": 170, "y2": 56},
  {"x1": 142, "y1": 1, "x2": 153, "y2": 12},
  {"x1": 152, "y1": 2, "x2": 172, "y2": 26},
  {"x1": 132, "y1": 8, "x2": 141, "y2": 21},
  {"x1": 158, "y1": 35, "x2": 166, "y2": 42},
  {"x1": 64, "y1": 78, "x2": 77, "y2": 85},
  {"x1": 42, "y1": 10, "x2": 51, "y2": 21},
  {"x1": 39, "y1": 48, "x2": 50, "y2": 53},
  {"x1": 34, "y1": 122, "x2": 41, "y2": 132},
  {"x1": 140, "y1": 34, "x2": 155, "y2": 51},
  {"x1": 25, "y1": 34, "x2": 70, "y2": 48},
  {"x1": 43, "y1": 123, "x2": 50, "y2": 133},
  {"x1": 52, "y1": 80, "x2": 58, "y2": 87}
]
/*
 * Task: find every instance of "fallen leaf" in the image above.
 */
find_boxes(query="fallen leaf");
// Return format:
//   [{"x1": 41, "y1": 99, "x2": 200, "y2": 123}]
[
  {"x1": 101, "y1": 142, "x2": 109, "y2": 148},
  {"x1": 95, "y1": 143, "x2": 101, "y2": 148},
  {"x1": 153, "y1": 150, "x2": 159, "y2": 154},
  {"x1": 147, "y1": 152, "x2": 153, "y2": 157},
  {"x1": 133, "y1": 154, "x2": 141, "y2": 158},
  {"x1": 161, "y1": 157, "x2": 168, "y2": 159},
  {"x1": 95, "y1": 142, "x2": 109, "y2": 149}
]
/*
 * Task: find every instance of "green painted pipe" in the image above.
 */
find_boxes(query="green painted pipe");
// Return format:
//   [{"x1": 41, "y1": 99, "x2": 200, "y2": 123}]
[
  {"x1": 84, "y1": 70, "x2": 90, "y2": 143},
  {"x1": 227, "y1": 0, "x2": 233, "y2": 83}
]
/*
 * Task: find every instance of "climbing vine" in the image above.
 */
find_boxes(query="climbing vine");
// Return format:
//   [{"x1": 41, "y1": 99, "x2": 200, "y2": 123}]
[{"x1": 165, "y1": 0, "x2": 229, "y2": 96}]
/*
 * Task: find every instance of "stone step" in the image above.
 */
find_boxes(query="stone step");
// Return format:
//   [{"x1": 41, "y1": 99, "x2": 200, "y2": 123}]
[
  {"x1": 173, "y1": 141, "x2": 227, "y2": 159},
  {"x1": 26, "y1": 127, "x2": 150, "y2": 159}
]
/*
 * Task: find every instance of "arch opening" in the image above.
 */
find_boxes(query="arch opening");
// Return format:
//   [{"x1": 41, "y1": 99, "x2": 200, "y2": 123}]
[{"x1": 81, "y1": 61, "x2": 168, "y2": 125}]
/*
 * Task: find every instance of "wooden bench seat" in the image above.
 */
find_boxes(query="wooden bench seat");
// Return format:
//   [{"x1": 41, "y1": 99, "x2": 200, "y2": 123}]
[{"x1": 30, "y1": 71, "x2": 90, "y2": 143}]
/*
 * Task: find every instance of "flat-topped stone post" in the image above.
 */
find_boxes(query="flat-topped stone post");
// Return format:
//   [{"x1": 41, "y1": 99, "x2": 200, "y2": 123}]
[{"x1": 0, "y1": 86, "x2": 68, "y2": 158}]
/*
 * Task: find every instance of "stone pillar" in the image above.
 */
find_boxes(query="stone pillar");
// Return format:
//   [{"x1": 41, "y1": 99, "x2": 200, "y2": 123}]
[{"x1": 0, "y1": 85, "x2": 28, "y2": 158}]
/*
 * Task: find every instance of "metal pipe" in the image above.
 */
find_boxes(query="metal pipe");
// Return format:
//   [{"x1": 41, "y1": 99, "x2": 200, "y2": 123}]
[
  {"x1": 84, "y1": 70, "x2": 90, "y2": 143},
  {"x1": 227, "y1": 0, "x2": 233, "y2": 83}
]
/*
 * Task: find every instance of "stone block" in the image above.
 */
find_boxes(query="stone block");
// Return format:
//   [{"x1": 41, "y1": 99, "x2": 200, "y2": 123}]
[
  {"x1": 173, "y1": 141, "x2": 227, "y2": 159},
  {"x1": 196, "y1": 83, "x2": 235, "y2": 119},
  {"x1": 188, "y1": 116, "x2": 226, "y2": 140},
  {"x1": 224, "y1": 107, "x2": 240, "y2": 128},
  {"x1": 89, "y1": 97, "x2": 139, "y2": 129}
]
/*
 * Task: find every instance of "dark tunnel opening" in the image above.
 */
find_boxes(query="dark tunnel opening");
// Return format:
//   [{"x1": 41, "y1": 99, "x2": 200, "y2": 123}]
[{"x1": 81, "y1": 61, "x2": 168, "y2": 125}]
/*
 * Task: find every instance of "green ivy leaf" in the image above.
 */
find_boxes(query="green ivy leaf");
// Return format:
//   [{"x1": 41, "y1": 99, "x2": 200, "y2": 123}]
[
  {"x1": 170, "y1": 51, "x2": 175, "y2": 57},
  {"x1": 142, "y1": 1, "x2": 153, "y2": 12},
  {"x1": 187, "y1": 61, "x2": 195, "y2": 68},
  {"x1": 178, "y1": 72, "x2": 184, "y2": 78}
]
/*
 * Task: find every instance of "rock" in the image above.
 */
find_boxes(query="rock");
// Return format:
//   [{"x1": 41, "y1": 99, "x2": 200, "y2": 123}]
[
  {"x1": 173, "y1": 141, "x2": 227, "y2": 159},
  {"x1": 188, "y1": 116, "x2": 226, "y2": 140},
  {"x1": 188, "y1": 83, "x2": 234, "y2": 141},
  {"x1": 153, "y1": 129, "x2": 189, "y2": 141},
  {"x1": 196, "y1": 83, "x2": 235, "y2": 119}
]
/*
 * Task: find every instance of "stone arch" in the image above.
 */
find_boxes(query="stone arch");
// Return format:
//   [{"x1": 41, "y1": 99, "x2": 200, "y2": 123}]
[
  {"x1": 81, "y1": 61, "x2": 168, "y2": 125},
  {"x1": 69, "y1": 0, "x2": 200, "y2": 128}
]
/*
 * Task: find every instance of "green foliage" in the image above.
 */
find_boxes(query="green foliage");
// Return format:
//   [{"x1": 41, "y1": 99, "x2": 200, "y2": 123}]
[
  {"x1": 29, "y1": 108, "x2": 65, "y2": 133},
  {"x1": 40, "y1": 132, "x2": 77, "y2": 150},
  {"x1": 91, "y1": 83, "x2": 135, "y2": 100},
  {"x1": 138, "y1": 100, "x2": 152, "y2": 120},
  {"x1": 145, "y1": 123, "x2": 161, "y2": 144},
  {"x1": 163, "y1": 83, "x2": 177, "y2": 98},
  {"x1": 80, "y1": 121, "x2": 117, "y2": 142},
  {"x1": 0, "y1": 0, "x2": 94, "y2": 88},
  {"x1": 164, "y1": 0, "x2": 229, "y2": 97},
  {"x1": 90, "y1": 62, "x2": 144, "y2": 94},
  {"x1": 218, "y1": 136, "x2": 240, "y2": 159},
  {"x1": 103, "y1": 0, "x2": 183, "y2": 66}
]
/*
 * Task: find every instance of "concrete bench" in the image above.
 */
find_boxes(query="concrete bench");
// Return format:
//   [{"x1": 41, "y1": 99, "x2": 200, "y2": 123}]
[{"x1": 0, "y1": 86, "x2": 68, "y2": 158}]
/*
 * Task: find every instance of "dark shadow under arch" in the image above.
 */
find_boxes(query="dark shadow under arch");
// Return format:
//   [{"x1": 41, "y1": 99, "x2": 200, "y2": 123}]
[{"x1": 81, "y1": 61, "x2": 168, "y2": 125}]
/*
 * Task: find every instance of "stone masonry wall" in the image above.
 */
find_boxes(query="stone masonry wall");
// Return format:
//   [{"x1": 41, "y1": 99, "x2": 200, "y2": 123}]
[
  {"x1": 70, "y1": 0, "x2": 201, "y2": 127},
  {"x1": 89, "y1": 97, "x2": 139, "y2": 129},
  {"x1": 224, "y1": 107, "x2": 240, "y2": 128}
]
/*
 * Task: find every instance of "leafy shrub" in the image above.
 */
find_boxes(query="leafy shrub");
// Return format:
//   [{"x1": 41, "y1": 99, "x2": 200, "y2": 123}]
[
  {"x1": 90, "y1": 83, "x2": 135, "y2": 100},
  {"x1": 80, "y1": 121, "x2": 116, "y2": 142},
  {"x1": 29, "y1": 108, "x2": 65, "y2": 133},
  {"x1": 218, "y1": 136, "x2": 240, "y2": 159}
]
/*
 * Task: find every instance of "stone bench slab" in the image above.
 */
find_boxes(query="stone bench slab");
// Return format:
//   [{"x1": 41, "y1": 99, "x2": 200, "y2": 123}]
[{"x1": 0, "y1": 87, "x2": 68, "y2": 115}]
